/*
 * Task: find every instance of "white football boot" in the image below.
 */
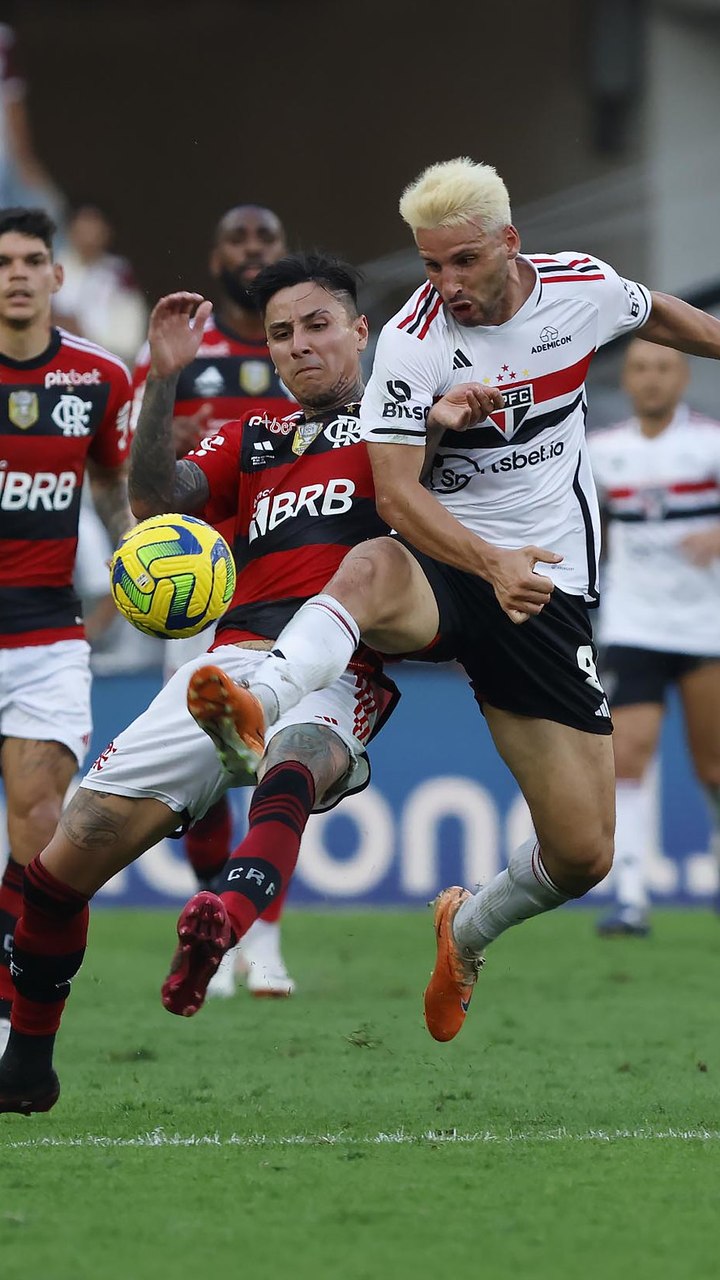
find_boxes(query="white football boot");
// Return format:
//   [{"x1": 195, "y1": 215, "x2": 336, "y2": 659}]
[
  {"x1": 205, "y1": 943, "x2": 240, "y2": 998},
  {"x1": 239, "y1": 919, "x2": 295, "y2": 997}
]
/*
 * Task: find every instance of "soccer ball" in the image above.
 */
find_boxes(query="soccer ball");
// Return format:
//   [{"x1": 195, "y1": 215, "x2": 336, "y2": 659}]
[{"x1": 110, "y1": 513, "x2": 236, "y2": 639}]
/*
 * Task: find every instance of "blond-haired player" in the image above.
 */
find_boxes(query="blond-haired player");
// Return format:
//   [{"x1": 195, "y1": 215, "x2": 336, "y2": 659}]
[{"x1": 181, "y1": 157, "x2": 720, "y2": 1044}]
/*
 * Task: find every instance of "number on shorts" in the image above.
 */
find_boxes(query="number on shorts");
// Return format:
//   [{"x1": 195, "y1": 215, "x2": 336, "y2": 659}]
[{"x1": 576, "y1": 644, "x2": 604, "y2": 693}]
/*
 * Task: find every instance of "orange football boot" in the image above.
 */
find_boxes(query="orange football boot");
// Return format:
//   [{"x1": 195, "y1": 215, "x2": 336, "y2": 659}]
[
  {"x1": 423, "y1": 886, "x2": 484, "y2": 1042},
  {"x1": 187, "y1": 664, "x2": 265, "y2": 774}
]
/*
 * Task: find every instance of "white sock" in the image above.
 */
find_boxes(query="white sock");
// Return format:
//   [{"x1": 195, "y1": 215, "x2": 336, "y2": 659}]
[
  {"x1": 452, "y1": 838, "x2": 570, "y2": 954},
  {"x1": 612, "y1": 778, "x2": 650, "y2": 914},
  {"x1": 251, "y1": 594, "x2": 360, "y2": 724}
]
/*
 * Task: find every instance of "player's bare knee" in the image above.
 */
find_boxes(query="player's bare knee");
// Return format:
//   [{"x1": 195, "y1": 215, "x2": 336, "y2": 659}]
[
  {"x1": 331, "y1": 539, "x2": 411, "y2": 630},
  {"x1": 263, "y1": 724, "x2": 349, "y2": 801},
  {"x1": 550, "y1": 832, "x2": 614, "y2": 895}
]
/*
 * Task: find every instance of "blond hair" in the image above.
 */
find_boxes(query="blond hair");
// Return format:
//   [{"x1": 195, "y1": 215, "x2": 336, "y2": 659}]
[{"x1": 399, "y1": 157, "x2": 511, "y2": 234}]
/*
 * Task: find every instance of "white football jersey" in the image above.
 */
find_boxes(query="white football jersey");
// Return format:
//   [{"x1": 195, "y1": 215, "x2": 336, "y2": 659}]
[
  {"x1": 589, "y1": 406, "x2": 720, "y2": 654},
  {"x1": 360, "y1": 253, "x2": 651, "y2": 601}
]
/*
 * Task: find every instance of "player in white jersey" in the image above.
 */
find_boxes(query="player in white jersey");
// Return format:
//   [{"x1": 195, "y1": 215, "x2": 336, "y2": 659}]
[
  {"x1": 589, "y1": 339, "x2": 720, "y2": 935},
  {"x1": 186, "y1": 157, "x2": 720, "y2": 1046}
]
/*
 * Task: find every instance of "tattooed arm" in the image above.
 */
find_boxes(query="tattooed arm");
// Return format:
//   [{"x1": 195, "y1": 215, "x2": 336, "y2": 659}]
[
  {"x1": 87, "y1": 460, "x2": 133, "y2": 546},
  {"x1": 128, "y1": 292, "x2": 213, "y2": 520}
]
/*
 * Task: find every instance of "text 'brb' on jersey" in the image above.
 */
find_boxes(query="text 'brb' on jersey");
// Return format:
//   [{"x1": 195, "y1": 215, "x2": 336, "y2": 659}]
[
  {"x1": 360, "y1": 253, "x2": 652, "y2": 604},
  {"x1": 186, "y1": 403, "x2": 388, "y2": 641},
  {"x1": 0, "y1": 329, "x2": 131, "y2": 647}
]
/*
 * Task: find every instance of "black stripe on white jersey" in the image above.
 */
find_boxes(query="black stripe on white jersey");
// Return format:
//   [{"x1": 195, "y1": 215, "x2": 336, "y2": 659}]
[
  {"x1": 440, "y1": 391, "x2": 583, "y2": 451},
  {"x1": 610, "y1": 503, "x2": 720, "y2": 524},
  {"x1": 368, "y1": 425, "x2": 427, "y2": 440},
  {"x1": 405, "y1": 287, "x2": 439, "y2": 336}
]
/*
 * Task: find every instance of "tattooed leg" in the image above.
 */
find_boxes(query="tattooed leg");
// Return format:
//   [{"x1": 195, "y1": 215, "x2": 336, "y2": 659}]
[
  {"x1": 40, "y1": 787, "x2": 181, "y2": 896},
  {"x1": 259, "y1": 722, "x2": 351, "y2": 801}
]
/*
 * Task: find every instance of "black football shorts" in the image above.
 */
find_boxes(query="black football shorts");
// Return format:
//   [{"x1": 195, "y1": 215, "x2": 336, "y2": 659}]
[
  {"x1": 601, "y1": 645, "x2": 720, "y2": 708},
  {"x1": 395, "y1": 540, "x2": 613, "y2": 735}
]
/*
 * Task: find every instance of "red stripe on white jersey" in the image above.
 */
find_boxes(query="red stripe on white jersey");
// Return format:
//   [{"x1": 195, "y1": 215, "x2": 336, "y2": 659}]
[
  {"x1": 417, "y1": 293, "x2": 444, "y2": 340},
  {"x1": 541, "y1": 273, "x2": 606, "y2": 284},
  {"x1": 502, "y1": 349, "x2": 595, "y2": 405},
  {"x1": 670, "y1": 479, "x2": 719, "y2": 495},
  {"x1": 397, "y1": 283, "x2": 432, "y2": 330}
]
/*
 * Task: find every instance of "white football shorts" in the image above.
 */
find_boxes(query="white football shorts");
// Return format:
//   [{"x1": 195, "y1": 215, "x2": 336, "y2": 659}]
[
  {"x1": 0, "y1": 639, "x2": 92, "y2": 766},
  {"x1": 81, "y1": 644, "x2": 383, "y2": 821},
  {"x1": 162, "y1": 625, "x2": 216, "y2": 683}
]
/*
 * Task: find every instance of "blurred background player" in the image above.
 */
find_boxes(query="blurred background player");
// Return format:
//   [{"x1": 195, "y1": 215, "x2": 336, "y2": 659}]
[
  {"x1": 0, "y1": 13, "x2": 63, "y2": 218},
  {"x1": 590, "y1": 339, "x2": 720, "y2": 935},
  {"x1": 133, "y1": 203, "x2": 298, "y2": 996},
  {"x1": 0, "y1": 206, "x2": 132, "y2": 1055},
  {"x1": 53, "y1": 202, "x2": 148, "y2": 366}
]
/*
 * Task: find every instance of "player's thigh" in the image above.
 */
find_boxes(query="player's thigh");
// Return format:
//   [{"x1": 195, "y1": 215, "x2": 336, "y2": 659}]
[
  {"x1": 1, "y1": 737, "x2": 78, "y2": 863},
  {"x1": 678, "y1": 658, "x2": 720, "y2": 784},
  {"x1": 484, "y1": 706, "x2": 616, "y2": 875},
  {"x1": 328, "y1": 537, "x2": 440, "y2": 652},
  {"x1": 43, "y1": 789, "x2": 182, "y2": 897},
  {"x1": 610, "y1": 704, "x2": 664, "y2": 779}
]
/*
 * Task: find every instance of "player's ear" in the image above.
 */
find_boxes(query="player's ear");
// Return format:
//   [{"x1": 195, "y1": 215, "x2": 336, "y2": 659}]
[
  {"x1": 355, "y1": 313, "x2": 369, "y2": 353},
  {"x1": 52, "y1": 262, "x2": 64, "y2": 294},
  {"x1": 505, "y1": 225, "x2": 521, "y2": 260}
]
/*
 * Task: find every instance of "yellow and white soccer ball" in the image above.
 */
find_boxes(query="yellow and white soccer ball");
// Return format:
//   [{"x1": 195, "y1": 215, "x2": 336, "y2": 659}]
[{"x1": 110, "y1": 513, "x2": 236, "y2": 639}]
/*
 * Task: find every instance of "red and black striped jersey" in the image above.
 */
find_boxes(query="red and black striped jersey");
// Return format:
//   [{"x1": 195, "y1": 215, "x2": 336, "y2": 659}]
[
  {"x1": 186, "y1": 402, "x2": 388, "y2": 642},
  {"x1": 0, "y1": 328, "x2": 132, "y2": 647},
  {"x1": 131, "y1": 312, "x2": 297, "y2": 438}
]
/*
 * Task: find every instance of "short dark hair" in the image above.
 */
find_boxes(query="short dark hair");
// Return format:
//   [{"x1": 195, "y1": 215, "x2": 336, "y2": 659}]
[
  {"x1": 0, "y1": 207, "x2": 57, "y2": 250},
  {"x1": 250, "y1": 251, "x2": 361, "y2": 317}
]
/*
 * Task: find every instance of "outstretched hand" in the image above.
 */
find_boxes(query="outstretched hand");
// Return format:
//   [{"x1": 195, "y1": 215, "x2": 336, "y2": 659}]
[
  {"x1": 148, "y1": 292, "x2": 213, "y2": 379},
  {"x1": 484, "y1": 544, "x2": 563, "y2": 624}
]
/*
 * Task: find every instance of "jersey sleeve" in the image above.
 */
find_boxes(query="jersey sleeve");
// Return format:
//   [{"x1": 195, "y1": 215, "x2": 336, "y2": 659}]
[
  {"x1": 185, "y1": 420, "x2": 244, "y2": 524},
  {"x1": 359, "y1": 318, "x2": 451, "y2": 447},
  {"x1": 88, "y1": 361, "x2": 133, "y2": 468},
  {"x1": 558, "y1": 253, "x2": 652, "y2": 349}
]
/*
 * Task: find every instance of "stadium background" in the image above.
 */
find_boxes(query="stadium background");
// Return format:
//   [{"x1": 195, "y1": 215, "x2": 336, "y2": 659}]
[{"x1": 3, "y1": 0, "x2": 720, "y2": 906}]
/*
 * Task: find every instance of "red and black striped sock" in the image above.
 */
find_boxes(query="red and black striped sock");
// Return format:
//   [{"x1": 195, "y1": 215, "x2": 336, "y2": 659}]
[
  {"x1": 0, "y1": 856, "x2": 24, "y2": 1015},
  {"x1": 184, "y1": 795, "x2": 232, "y2": 889},
  {"x1": 219, "y1": 762, "x2": 314, "y2": 941},
  {"x1": 0, "y1": 857, "x2": 90, "y2": 1084}
]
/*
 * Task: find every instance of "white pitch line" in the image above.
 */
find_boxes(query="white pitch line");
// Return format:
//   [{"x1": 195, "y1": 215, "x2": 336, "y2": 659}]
[{"x1": 3, "y1": 1126, "x2": 720, "y2": 1150}]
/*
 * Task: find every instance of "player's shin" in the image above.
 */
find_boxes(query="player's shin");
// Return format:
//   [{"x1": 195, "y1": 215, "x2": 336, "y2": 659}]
[
  {"x1": 608, "y1": 778, "x2": 651, "y2": 918},
  {"x1": 452, "y1": 837, "x2": 570, "y2": 954},
  {"x1": 0, "y1": 857, "x2": 24, "y2": 1015},
  {"x1": 250, "y1": 595, "x2": 360, "y2": 725},
  {"x1": 0, "y1": 855, "x2": 89, "y2": 1089},
  {"x1": 218, "y1": 762, "x2": 315, "y2": 940}
]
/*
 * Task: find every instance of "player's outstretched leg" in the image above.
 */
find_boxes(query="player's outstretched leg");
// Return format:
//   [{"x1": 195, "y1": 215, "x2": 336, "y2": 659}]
[
  {"x1": 162, "y1": 761, "x2": 315, "y2": 1015},
  {"x1": 423, "y1": 887, "x2": 485, "y2": 1042},
  {"x1": 161, "y1": 891, "x2": 234, "y2": 1017},
  {"x1": 187, "y1": 665, "x2": 266, "y2": 774}
]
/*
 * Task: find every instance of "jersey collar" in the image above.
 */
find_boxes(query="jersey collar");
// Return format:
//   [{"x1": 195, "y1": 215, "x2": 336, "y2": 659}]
[{"x1": 0, "y1": 326, "x2": 62, "y2": 369}]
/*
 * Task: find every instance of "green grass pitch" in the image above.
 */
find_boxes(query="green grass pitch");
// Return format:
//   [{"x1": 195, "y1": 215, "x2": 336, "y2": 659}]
[{"x1": 2, "y1": 907, "x2": 720, "y2": 1279}]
